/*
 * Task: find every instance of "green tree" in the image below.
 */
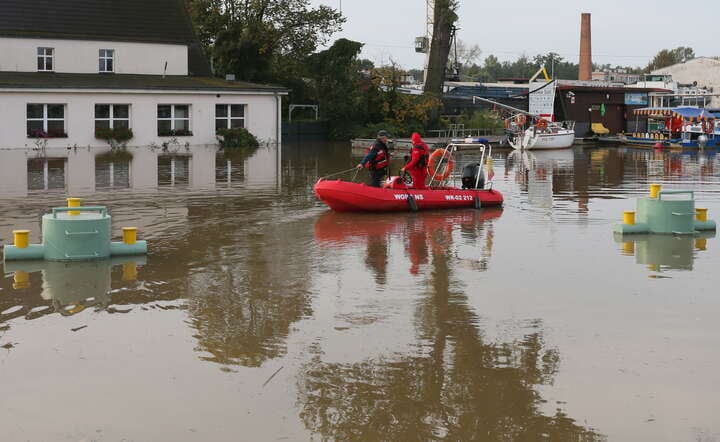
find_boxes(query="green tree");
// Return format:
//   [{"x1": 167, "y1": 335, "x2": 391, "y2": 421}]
[
  {"x1": 186, "y1": 0, "x2": 344, "y2": 82},
  {"x1": 306, "y1": 39, "x2": 365, "y2": 139},
  {"x1": 645, "y1": 46, "x2": 695, "y2": 72}
]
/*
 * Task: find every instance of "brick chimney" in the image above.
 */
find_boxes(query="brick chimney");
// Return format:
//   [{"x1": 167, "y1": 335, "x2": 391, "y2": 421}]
[{"x1": 579, "y1": 13, "x2": 592, "y2": 81}]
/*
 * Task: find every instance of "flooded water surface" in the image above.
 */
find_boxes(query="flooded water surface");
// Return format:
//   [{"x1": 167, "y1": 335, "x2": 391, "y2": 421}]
[{"x1": 1, "y1": 143, "x2": 720, "y2": 441}]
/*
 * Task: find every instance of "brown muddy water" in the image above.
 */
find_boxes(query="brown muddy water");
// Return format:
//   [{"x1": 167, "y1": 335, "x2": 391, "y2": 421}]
[{"x1": 1, "y1": 142, "x2": 720, "y2": 441}]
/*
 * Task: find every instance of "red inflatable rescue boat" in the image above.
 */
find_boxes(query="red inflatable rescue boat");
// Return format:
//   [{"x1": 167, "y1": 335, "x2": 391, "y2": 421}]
[{"x1": 314, "y1": 178, "x2": 503, "y2": 212}]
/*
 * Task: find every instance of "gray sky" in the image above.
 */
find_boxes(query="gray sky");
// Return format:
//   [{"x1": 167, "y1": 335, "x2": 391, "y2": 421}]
[{"x1": 311, "y1": 0, "x2": 719, "y2": 69}]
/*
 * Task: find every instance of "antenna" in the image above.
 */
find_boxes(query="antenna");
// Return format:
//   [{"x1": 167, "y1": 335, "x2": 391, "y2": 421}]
[{"x1": 162, "y1": 61, "x2": 167, "y2": 78}]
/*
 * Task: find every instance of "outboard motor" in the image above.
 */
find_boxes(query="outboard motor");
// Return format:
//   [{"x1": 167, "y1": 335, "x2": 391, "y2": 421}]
[{"x1": 461, "y1": 163, "x2": 485, "y2": 189}]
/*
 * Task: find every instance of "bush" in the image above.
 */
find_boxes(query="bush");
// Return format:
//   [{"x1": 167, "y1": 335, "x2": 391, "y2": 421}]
[
  {"x1": 95, "y1": 127, "x2": 134, "y2": 143},
  {"x1": 217, "y1": 127, "x2": 259, "y2": 149}
]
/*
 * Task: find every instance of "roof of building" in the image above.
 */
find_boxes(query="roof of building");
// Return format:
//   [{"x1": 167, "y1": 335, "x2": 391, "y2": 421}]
[
  {"x1": 0, "y1": 0, "x2": 212, "y2": 76},
  {"x1": 0, "y1": 72, "x2": 288, "y2": 93}
]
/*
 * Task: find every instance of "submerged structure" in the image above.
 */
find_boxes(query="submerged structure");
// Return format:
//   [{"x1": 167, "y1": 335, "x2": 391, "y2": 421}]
[
  {"x1": 3, "y1": 198, "x2": 147, "y2": 261},
  {"x1": 614, "y1": 184, "x2": 716, "y2": 235}
]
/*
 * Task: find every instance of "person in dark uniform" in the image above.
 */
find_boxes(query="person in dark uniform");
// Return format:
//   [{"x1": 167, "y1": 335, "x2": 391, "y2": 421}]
[{"x1": 357, "y1": 130, "x2": 391, "y2": 187}]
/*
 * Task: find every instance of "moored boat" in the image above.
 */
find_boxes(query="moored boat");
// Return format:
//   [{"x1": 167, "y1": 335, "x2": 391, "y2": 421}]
[{"x1": 623, "y1": 106, "x2": 718, "y2": 148}]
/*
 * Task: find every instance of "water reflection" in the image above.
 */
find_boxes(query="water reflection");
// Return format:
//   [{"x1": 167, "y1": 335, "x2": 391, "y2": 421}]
[
  {"x1": 505, "y1": 149, "x2": 577, "y2": 209},
  {"x1": 1, "y1": 257, "x2": 145, "y2": 322},
  {"x1": 305, "y1": 208, "x2": 602, "y2": 440},
  {"x1": 614, "y1": 231, "x2": 715, "y2": 273},
  {"x1": 0, "y1": 144, "x2": 280, "y2": 197}
]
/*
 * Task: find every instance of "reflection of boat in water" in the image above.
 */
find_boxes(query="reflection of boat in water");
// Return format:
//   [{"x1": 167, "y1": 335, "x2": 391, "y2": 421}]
[
  {"x1": 613, "y1": 231, "x2": 714, "y2": 272},
  {"x1": 314, "y1": 208, "x2": 503, "y2": 245},
  {"x1": 315, "y1": 208, "x2": 502, "y2": 276}
]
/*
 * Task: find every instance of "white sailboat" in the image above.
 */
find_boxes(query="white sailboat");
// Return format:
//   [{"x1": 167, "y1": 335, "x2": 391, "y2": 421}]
[{"x1": 473, "y1": 69, "x2": 575, "y2": 150}]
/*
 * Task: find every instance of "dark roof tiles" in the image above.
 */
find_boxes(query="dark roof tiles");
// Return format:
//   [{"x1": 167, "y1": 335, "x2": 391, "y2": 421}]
[
  {"x1": 0, "y1": 0, "x2": 194, "y2": 44},
  {"x1": 0, "y1": 72, "x2": 288, "y2": 93}
]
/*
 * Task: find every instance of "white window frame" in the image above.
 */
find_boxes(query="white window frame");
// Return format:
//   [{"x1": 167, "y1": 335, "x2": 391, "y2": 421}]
[
  {"x1": 99, "y1": 49, "x2": 114, "y2": 73},
  {"x1": 26, "y1": 104, "x2": 66, "y2": 138},
  {"x1": 37, "y1": 47, "x2": 54, "y2": 72},
  {"x1": 215, "y1": 104, "x2": 246, "y2": 131},
  {"x1": 157, "y1": 104, "x2": 192, "y2": 136},
  {"x1": 94, "y1": 104, "x2": 130, "y2": 129}
]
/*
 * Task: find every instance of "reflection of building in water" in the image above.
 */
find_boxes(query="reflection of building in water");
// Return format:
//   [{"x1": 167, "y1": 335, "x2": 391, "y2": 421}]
[
  {"x1": 0, "y1": 144, "x2": 279, "y2": 196},
  {"x1": 1, "y1": 257, "x2": 144, "y2": 322},
  {"x1": 614, "y1": 231, "x2": 715, "y2": 272}
]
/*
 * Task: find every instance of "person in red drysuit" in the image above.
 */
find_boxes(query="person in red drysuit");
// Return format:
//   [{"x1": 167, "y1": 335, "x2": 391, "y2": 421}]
[{"x1": 401, "y1": 132, "x2": 430, "y2": 189}]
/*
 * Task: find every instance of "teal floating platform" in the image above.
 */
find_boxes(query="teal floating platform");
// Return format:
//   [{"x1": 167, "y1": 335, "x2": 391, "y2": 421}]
[
  {"x1": 3, "y1": 201, "x2": 147, "y2": 262},
  {"x1": 614, "y1": 189, "x2": 716, "y2": 235}
]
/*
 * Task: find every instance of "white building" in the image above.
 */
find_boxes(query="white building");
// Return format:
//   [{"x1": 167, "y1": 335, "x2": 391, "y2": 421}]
[
  {"x1": 0, "y1": 0, "x2": 287, "y2": 151},
  {"x1": 652, "y1": 57, "x2": 720, "y2": 108}
]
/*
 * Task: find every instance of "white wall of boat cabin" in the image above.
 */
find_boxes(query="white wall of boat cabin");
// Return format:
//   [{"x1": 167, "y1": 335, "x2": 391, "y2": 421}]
[
  {"x1": 0, "y1": 90, "x2": 281, "y2": 149},
  {"x1": 0, "y1": 37, "x2": 188, "y2": 75}
]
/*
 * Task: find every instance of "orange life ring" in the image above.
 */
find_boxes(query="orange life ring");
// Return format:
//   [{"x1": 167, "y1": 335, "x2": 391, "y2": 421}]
[
  {"x1": 427, "y1": 148, "x2": 455, "y2": 181},
  {"x1": 515, "y1": 114, "x2": 527, "y2": 126},
  {"x1": 536, "y1": 118, "x2": 548, "y2": 130}
]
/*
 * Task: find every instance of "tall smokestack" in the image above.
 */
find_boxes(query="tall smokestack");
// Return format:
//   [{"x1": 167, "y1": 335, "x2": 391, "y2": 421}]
[{"x1": 579, "y1": 13, "x2": 592, "y2": 81}]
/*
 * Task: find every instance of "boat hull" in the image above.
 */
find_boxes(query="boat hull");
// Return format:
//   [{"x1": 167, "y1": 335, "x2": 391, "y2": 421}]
[
  {"x1": 314, "y1": 179, "x2": 504, "y2": 212},
  {"x1": 510, "y1": 130, "x2": 575, "y2": 150}
]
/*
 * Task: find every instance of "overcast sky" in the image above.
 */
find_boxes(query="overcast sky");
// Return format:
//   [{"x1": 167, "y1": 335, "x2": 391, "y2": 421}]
[{"x1": 310, "y1": 0, "x2": 719, "y2": 70}]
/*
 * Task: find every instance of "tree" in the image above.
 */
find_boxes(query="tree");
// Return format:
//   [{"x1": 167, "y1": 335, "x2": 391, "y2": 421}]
[
  {"x1": 186, "y1": 0, "x2": 344, "y2": 82},
  {"x1": 423, "y1": 0, "x2": 459, "y2": 96},
  {"x1": 305, "y1": 39, "x2": 365, "y2": 138},
  {"x1": 645, "y1": 46, "x2": 695, "y2": 72}
]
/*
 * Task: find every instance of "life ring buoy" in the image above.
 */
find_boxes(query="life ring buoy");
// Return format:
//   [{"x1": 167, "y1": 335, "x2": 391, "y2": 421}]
[
  {"x1": 427, "y1": 148, "x2": 455, "y2": 181},
  {"x1": 515, "y1": 114, "x2": 527, "y2": 126},
  {"x1": 536, "y1": 118, "x2": 548, "y2": 130}
]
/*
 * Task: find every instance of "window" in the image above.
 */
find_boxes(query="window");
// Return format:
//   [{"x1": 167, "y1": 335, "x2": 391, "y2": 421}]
[
  {"x1": 157, "y1": 105, "x2": 191, "y2": 136},
  {"x1": 99, "y1": 49, "x2": 114, "y2": 72},
  {"x1": 37, "y1": 47, "x2": 54, "y2": 71},
  {"x1": 95, "y1": 104, "x2": 129, "y2": 129},
  {"x1": 215, "y1": 104, "x2": 246, "y2": 131},
  {"x1": 27, "y1": 104, "x2": 66, "y2": 138}
]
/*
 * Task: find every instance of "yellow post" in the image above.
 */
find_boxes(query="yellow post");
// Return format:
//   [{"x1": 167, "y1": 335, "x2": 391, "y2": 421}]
[
  {"x1": 696, "y1": 208, "x2": 708, "y2": 222},
  {"x1": 67, "y1": 197, "x2": 82, "y2": 215},
  {"x1": 695, "y1": 238, "x2": 707, "y2": 251},
  {"x1": 13, "y1": 229, "x2": 30, "y2": 248},
  {"x1": 122, "y1": 227, "x2": 137, "y2": 245},
  {"x1": 13, "y1": 271, "x2": 30, "y2": 290},
  {"x1": 122, "y1": 262, "x2": 138, "y2": 281},
  {"x1": 622, "y1": 241, "x2": 635, "y2": 255},
  {"x1": 623, "y1": 211, "x2": 635, "y2": 225},
  {"x1": 649, "y1": 183, "x2": 661, "y2": 198}
]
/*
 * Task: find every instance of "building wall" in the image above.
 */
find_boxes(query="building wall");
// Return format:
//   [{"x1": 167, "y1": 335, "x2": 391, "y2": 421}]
[
  {"x1": 654, "y1": 58, "x2": 720, "y2": 108},
  {"x1": 557, "y1": 90, "x2": 626, "y2": 135},
  {"x1": 0, "y1": 37, "x2": 188, "y2": 75},
  {"x1": 0, "y1": 90, "x2": 282, "y2": 149}
]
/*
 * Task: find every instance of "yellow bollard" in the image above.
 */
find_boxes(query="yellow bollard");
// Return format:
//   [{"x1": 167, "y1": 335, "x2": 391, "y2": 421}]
[
  {"x1": 13, "y1": 271, "x2": 30, "y2": 290},
  {"x1": 622, "y1": 241, "x2": 635, "y2": 255},
  {"x1": 67, "y1": 197, "x2": 81, "y2": 215},
  {"x1": 122, "y1": 227, "x2": 137, "y2": 245},
  {"x1": 623, "y1": 211, "x2": 635, "y2": 225},
  {"x1": 696, "y1": 208, "x2": 708, "y2": 222},
  {"x1": 649, "y1": 183, "x2": 661, "y2": 199},
  {"x1": 696, "y1": 238, "x2": 707, "y2": 251},
  {"x1": 13, "y1": 229, "x2": 30, "y2": 248},
  {"x1": 122, "y1": 262, "x2": 138, "y2": 281}
]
